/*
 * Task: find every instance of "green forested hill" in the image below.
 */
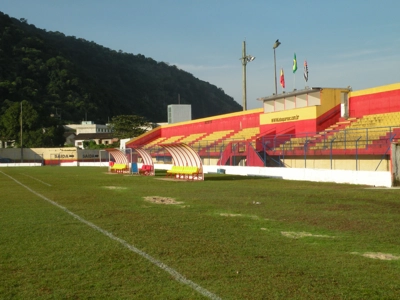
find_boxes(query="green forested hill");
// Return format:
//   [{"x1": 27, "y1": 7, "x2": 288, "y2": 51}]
[{"x1": 0, "y1": 11, "x2": 242, "y2": 125}]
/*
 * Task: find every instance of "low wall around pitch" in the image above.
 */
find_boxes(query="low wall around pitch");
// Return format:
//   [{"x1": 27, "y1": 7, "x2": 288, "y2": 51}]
[{"x1": 0, "y1": 163, "x2": 42, "y2": 167}]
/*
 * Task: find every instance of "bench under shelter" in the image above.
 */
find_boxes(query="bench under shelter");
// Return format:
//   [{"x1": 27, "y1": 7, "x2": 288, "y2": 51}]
[{"x1": 161, "y1": 143, "x2": 204, "y2": 180}]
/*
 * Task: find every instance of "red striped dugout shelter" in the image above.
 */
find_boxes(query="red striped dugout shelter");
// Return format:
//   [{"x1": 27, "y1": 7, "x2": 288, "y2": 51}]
[
  {"x1": 161, "y1": 143, "x2": 204, "y2": 180},
  {"x1": 132, "y1": 147, "x2": 154, "y2": 176},
  {"x1": 105, "y1": 148, "x2": 130, "y2": 173}
]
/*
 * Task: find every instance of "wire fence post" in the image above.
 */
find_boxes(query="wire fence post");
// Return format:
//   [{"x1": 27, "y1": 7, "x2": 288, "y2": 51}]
[
  {"x1": 304, "y1": 141, "x2": 309, "y2": 168},
  {"x1": 330, "y1": 138, "x2": 336, "y2": 169},
  {"x1": 263, "y1": 139, "x2": 267, "y2": 166},
  {"x1": 355, "y1": 136, "x2": 361, "y2": 171}
]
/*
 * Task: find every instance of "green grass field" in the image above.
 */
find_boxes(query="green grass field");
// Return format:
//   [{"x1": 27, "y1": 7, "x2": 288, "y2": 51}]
[{"x1": 1, "y1": 167, "x2": 400, "y2": 299}]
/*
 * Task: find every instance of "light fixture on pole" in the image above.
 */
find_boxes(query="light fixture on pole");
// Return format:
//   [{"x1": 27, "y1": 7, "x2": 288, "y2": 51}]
[
  {"x1": 273, "y1": 39, "x2": 281, "y2": 95},
  {"x1": 240, "y1": 41, "x2": 255, "y2": 111}
]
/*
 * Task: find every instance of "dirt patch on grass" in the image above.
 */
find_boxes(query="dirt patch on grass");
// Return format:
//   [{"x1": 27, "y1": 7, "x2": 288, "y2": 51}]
[
  {"x1": 104, "y1": 186, "x2": 127, "y2": 190},
  {"x1": 281, "y1": 231, "x2": 334, "y2": 239},
  {"x1": 351, "y1": 252, "x2": 400, "y2": 260},
  {"x1": 143, "y1": 196, "x2": 183, "y2": 205}
]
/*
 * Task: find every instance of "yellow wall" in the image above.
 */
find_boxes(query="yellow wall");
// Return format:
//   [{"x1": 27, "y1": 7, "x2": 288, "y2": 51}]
[
  {"x1": 350, "y1": 82, "x2": 400, "y2": 97},
  {"x1": 260, "y1": 88, "x2": 345, "y2": 125},
  {"x1": 316, "y1": 88, "x2": 343, "y2": 116},
  {"x1": 280, "y1": 155, "x2": 389, "y2": 171},
  {"x1": 260, "y1": 106, "x2": 317, "y2": 125}
]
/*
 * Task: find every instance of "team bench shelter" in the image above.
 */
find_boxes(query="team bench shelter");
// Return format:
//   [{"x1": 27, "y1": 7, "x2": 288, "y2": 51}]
[
  {"x1": 131, "y1": 147, "x2": 155, "y2": 176},
  {"x1": 160, "y1": 143, "x2": 204, "y2": 181},
  {"x1": 105, "y1": 148, "x2": 130, "y2": 174}
]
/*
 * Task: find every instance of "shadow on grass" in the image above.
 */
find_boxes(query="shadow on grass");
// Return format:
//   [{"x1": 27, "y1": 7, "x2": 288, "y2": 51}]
[
  {"x1": 205, "y1": 174, "x2": 282, "y2": 181},
  {"x1": 153, "y1": 171, "x2": 282, "y2": 181}
]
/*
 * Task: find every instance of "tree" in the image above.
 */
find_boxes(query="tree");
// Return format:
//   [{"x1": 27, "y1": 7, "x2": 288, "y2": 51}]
[
  {"x1": 0, "y1": 100, "x2": 65, "y2": 147},
  {"x1": 82, "y1": 140, "x2": 118, "y2": 149},
  {"x1": 0, "y1": 12, "x2": 242, "y2": 125},
  {"x1": 109, "y1": 115, "x2": 151, "y2": 139},
  {"x1": 0, "y1": 100, "x2": 21, "y2": 144}
]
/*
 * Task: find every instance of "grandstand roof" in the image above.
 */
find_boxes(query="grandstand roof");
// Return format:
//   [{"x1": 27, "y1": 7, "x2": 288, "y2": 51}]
[{"x1": 257, "y1": 87, "x2": 351, "y2": 102}]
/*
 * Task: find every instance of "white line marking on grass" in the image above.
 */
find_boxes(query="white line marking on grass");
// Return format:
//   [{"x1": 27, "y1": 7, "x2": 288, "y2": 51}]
[
  {"x1": 21, "y1": 174, "x2": 52, "y2": 186},
  {"x1": 1, "y1": 171, "x2": 221, "y2": 300}
]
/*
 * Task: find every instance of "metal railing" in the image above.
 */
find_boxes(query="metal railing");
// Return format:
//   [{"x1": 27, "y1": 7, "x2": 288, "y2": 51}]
[{"x1": 134, "y1": 125, "x2": 400, "y2": 170}]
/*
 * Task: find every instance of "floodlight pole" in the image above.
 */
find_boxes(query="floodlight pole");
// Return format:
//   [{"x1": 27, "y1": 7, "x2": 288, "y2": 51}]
[
  {"x1": 20, "y1": 101, "x2": 23, "y2": 162},
  {"x1": 240, "y1": 41, "x2": 255, "y2": 111}
]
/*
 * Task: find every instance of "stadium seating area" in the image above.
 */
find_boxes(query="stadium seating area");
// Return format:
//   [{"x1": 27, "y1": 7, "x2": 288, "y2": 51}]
[
  {"x1": 270, "y1": 112, "x2": 400, "y2": 155},
  {"x1": 139, "y1": 116, "x2": 399, "y2": 158},
  {"x1": 126, "y1": 83, "x2": 400, "y2": 168}
]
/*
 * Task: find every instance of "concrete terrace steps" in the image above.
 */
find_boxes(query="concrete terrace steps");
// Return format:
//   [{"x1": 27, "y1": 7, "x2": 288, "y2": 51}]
[
  {"x1": 211, "y1": 128, "x2": 260, "y2": 153},
  {"x1": 306, "y1": 118, "x2": 362, "y2": 146},
  {"x1": 274, "y1": 119, "x2": 358, "y2": 151},
  {"x1": 272, "y1": 116, "x2": 400, "y2": 152},
  {"x1": 177, "y1": 133, "x2": 207, "y2": 145},
  {"x1": 146, "y1": 137, "x2": 169, "y2": 146},
  {"x1": 309, "y1": 118, "x2": 359, "y2": 140},
  {"x1": 348, "y1": 112, "x2": 400, "y2": 129},
  {"x1": 224, "y1": 127, "x2": 260, "y2": 142},
  {"x1": 159, "y1": 135, "x2": 185, "y2": 144},
  {"x1": 192, "y1": 130, "x2": 234, "y2": 150}
]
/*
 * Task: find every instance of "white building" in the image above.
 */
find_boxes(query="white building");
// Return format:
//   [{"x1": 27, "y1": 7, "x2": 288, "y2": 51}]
[
  {"x1": 64, "y1": 121, "x2": 115, "y2": 149},
  {"x1": 64, "y1": 121, "x2": 113, "y2": 134}
]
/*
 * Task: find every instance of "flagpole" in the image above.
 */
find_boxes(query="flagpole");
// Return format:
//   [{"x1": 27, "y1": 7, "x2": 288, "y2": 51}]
[
  {"x1": 293, "y1": 69, "x2": 296, "y2": 91},
  {"x1": 293, "y1": 53, "x2": 297, "y2": 90}
]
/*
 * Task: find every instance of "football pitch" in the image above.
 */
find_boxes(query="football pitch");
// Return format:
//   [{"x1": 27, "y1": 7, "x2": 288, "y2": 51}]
[{"x1": 1, "y1": 167, "x2": 400, "y2": 299}]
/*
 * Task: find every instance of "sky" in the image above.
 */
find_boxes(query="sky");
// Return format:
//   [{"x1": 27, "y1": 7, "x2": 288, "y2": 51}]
[{"x1": 2, "y1": 0, "x2": 400, "y2": 110}]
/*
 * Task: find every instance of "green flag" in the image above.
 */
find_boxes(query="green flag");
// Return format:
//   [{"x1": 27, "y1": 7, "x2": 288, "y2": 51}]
[{"x1": 293, "y1": 53, "x2": 297, "y2": 73}]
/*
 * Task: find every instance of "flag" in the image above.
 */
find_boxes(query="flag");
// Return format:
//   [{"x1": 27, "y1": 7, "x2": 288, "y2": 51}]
[
  {"x1": 293, "y1": 53, "x2": 297, "y2": 73},
  {"x1": 280, "y1": 68, "x2": 285, "y2": 88},
  {"x1": 304, "y1": 60, "x2": 308, "y2": 82}
]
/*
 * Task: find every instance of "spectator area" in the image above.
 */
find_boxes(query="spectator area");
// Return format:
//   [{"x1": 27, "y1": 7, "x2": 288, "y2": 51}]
[{"x1": 126, "y1": 83, "x2": 400, "y2": 168}]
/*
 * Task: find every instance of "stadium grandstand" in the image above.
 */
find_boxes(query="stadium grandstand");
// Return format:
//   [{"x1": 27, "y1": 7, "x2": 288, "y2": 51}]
[{"x1": 126, "y1": 83, "x2": 400, "y2": 172}]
